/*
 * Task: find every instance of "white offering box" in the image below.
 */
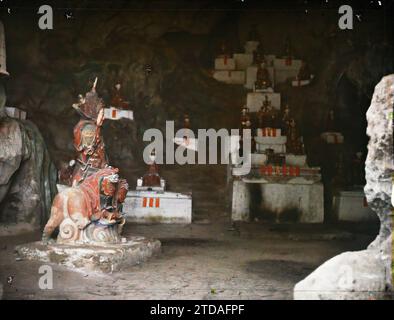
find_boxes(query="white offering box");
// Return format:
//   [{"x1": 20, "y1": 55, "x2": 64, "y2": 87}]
[
  {"x1": 123, "y1": 190, "x2": 192, "y2": 224},
  {"x1": 245, "y1": 66, "x2": 275, "y2": 90},
  {"x1": 5, "y1": 107, "x2": 27, "y2": 120},
  {"x1": 104, "y1": 107, "x2": 133, "y2": 121},
  {"x1": 244, "y1": 41, "x2": 259, "y2": 54},
  {"x1": 255, "y1": 135, "x2": 287, "y2": 154},
  {"x1": 333, "y1": 190, "x2": 378, "y2": 222},
  {"x1": 233, "y1": 53, "x2": 254, "y2": 70},
  {"x1": 246, "y1": 92, "x2": 281, "y2": 112},
  {"x1": 213, "y1": 70, "x2": 245, "y2": 85},
  {"x1": 214, "y1": 57, "x2": 236, "y2": 70},
  {"x1": 273, "y1": 58, "x2": 302, "y2": 84}
]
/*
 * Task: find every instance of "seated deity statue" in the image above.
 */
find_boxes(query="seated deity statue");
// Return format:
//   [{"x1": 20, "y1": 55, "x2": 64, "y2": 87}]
[
  {"x1": 281, "y1": 105, "x2": 291, "y2": 135},
  {"x1": 254, "y1": 63, "x2": 272, "y2": 91},
  {"x1": 286, "y1": 118, "x2": 304, "y2": 155},
  {"x1": 142, "y1": 149, "x2": 162, "y2": 188},
  {"x1": 42, "y1": 167, "x2": 129, "y2": 245},
  {"x1": 110, "y1": 83, "x2": 130, "y2": 109}
]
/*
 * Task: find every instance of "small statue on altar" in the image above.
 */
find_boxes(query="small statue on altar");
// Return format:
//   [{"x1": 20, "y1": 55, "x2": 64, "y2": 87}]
[
  {"x1": 325, "y1": 108, "x2": 338, "y2": 132},
  {"x1": 254, "y1": 63, "x2": 272, "y2": 91},
  {"x1": 257, "y1": 96, "x2": 272, "y2": 128},
  {"x1": 281, "y1": 105, "x2": 291, "y2": 135},
  {"x1": 42, "y1": 167, "x2": 129, "y2": 244},
  {"x1": 110, "y1": 83, "x2": 130, "y2": 109},
  {"x1": 286, "y1": 118, "x2": 304, "y2": 155},
  {"x1": 139, "y1": 149, "x2": 164, "y2": 190},
  {"x1": 240, "y1": 106, "x2": 251, "y2": 129}
]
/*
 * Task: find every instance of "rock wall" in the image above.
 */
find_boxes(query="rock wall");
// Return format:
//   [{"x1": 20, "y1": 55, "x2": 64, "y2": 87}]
[
  {"x1": 0, "y1": 82, "x2": 57, "y2": 232},
  {"x1": 294, "y1": 75, "x2": 393, "y2": 300},
  {"x1": 1, "y1": 1, "x2": 392, "y2": 181}
]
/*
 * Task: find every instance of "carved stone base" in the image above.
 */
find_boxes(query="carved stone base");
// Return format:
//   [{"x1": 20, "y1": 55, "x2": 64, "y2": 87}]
[{"x1": 15, "y1": 237, "x2": 161, "y2": 273}]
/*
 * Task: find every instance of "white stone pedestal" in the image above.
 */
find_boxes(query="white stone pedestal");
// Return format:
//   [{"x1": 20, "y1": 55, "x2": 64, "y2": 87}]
[
  {"x1": 123, "y1": 190, "x2": 192, "y2": 224},
  {"x1": 246, "y1": 92, "x2": 281, "y2": 112},
  {"x1": 231, "y1": 179, "x2": 324, "y2": 223},
  {"x1": 333, "y1": 190, "x2": 378, "y2": 222},
  {"x1": 231, "y1": 179, "x2": 250, "y2": 221},
  {"x1": 255, "y1": 135, "x2": 286, "y2": 153},
  {"x1": 214, "y1": 57, "x2": 235, "y2": 70},
  {"x1": 15, "y1": 237, "x2": 161, "y2": 273},
  {"x1": 213, "y1": 70, "x2": 245, "y2": 85}
]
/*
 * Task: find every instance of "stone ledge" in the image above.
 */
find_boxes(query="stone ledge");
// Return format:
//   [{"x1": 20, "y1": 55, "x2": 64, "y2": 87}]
[{"x1": 15, "y1": 236, "x2": 161, "y2": 273}]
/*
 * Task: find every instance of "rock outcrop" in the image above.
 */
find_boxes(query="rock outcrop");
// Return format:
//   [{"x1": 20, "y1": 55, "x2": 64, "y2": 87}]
[
  {"x1": 294, "y1": 75, "x2": 393, "y2": 299},
  {"x1": 0, "y1": 84, "x2": 57, "y2": 233}
]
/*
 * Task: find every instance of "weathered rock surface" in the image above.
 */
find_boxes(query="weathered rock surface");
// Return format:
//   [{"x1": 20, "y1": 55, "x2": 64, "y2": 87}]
[
  {"x1": 15, "y1": 237, "x2": 161, "y2": 273},
  {"x1": 294, "y1": 75, "x2": 393, "y2": 300},
  {"x1": 0, "y1": 84, "x2": 57, "y2": 229}
]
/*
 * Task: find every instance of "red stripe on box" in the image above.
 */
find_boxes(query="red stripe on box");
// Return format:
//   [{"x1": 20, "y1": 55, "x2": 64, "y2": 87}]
[
  {"x1": 149, "y1": 198, "x2": 154, "y2": 207},
  {"x1": 155, "y1": 198, "x2": 160, "y2": 208},
  {"x1": 143, "y1": 197, "x2": 147, "y2": 207},
  {"x1": 112, "y1": 109, "x2": 117, "y2": 118}
]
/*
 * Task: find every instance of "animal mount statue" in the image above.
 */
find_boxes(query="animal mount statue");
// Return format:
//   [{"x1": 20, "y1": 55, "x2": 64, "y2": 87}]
[{"x1": 42, "y1": 167, "x2": 129, "y2": 245}]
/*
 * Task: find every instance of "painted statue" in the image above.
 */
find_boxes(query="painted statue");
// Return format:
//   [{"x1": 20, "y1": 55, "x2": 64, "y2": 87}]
[
  {"x1": 42, "y1": 167, "x2": 129, "y2": 245},
  {"x1": 60, "y1": 79, "x2": 109, "y2": 186},
  {"x1": 281, "y1": 105, "x2": 291, "y2": 135},
  {"x1": 110, "y1": 83, "x2": 130, "y2": 109},
  {"x1": 142, "y1": 149, "x2": 162, "y2": 188},
  {"x1": 255, "y1": 63, "x2": 272, "y2": 91},
  {"x1": 240, "y1": 106, "x2": 251, "y2": 130},
  {"x1": 286, "y1": 118, "x2": 303, "y2": 155},
  {"x1": 258, "y1": 97, "x2": 272, "y2": 128}
]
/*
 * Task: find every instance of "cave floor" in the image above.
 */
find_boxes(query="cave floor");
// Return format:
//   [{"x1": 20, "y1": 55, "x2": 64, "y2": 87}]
[{"x1": 0, "y1": 219, "x2": 376, "y2": 300}]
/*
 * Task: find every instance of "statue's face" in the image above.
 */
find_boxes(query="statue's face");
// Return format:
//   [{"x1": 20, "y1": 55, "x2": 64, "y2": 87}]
[{"x1": 81, "y1": 124, "x2": 96, "y2": 147}]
